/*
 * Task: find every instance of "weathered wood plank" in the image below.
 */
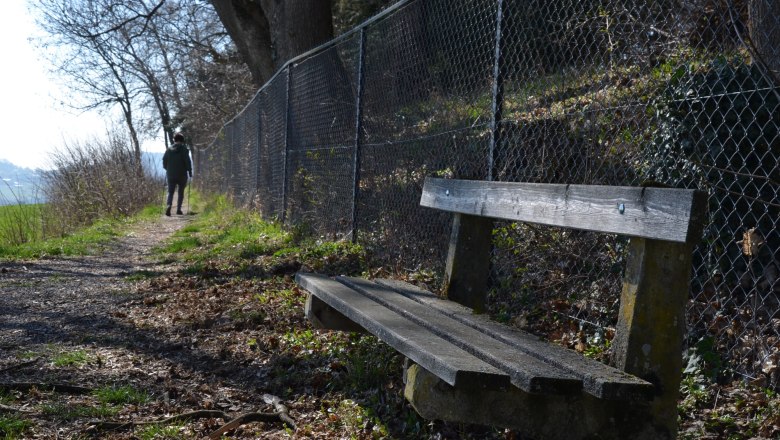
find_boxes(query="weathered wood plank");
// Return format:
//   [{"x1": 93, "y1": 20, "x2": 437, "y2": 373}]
[
  {"x1": 420, "y1": 178, "x2": 708, "y2": 244},
  {"x1": 444, "y1": 213, "x2": 493, "y2": 312},
  {"x1": 375, "y1": 278, "x2": 654, "y2": 400},
  {"x1": 613, "y1": 238, "x2": 694, "y2": 434},
  {"x1": 296, "y1": 273, "x2": 510, "y2": 389},
  {"x1": 337, "y1": 276, "x2": 582, "y2": 395}
]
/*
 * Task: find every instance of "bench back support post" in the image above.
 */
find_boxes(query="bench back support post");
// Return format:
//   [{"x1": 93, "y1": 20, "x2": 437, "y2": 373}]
[
  {"x1": 445, "y1": 213, "x2": 493, "y2": 313},
  {"x1": 613, "y1": 237, "x2": 693, "y2": 437}
]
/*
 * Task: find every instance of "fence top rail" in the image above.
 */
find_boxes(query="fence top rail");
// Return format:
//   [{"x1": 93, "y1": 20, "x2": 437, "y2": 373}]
[
  {"x1": 420, "y1": 178, "x2": 708, "y2": 244},
  {"x1": 204, "y1": 0, "x2": 418, "y2": 150}
]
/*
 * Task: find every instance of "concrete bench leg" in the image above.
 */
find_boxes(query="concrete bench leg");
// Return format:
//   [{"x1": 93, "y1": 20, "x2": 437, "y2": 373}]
[{"x1": 403, "y1": 362, "x2": 669, "y2": 440}]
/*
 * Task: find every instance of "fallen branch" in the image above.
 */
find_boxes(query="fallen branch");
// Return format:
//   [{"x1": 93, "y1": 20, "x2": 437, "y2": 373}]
[
  {"x1": 87, "y1": 406, "x2": 295, "y2": 436},
  {"x1": 208, "y1": 411, "x2": 294, "y2": 439},
  {"x1": 262, "y1": 393, "x2": 296, "y2": 429},
  {"x1": 0, "y1": 358, "x2": 41, "y2": 374},
  {"x1": 0, "y1": 403, "x2": 33, "y2": 414},
  {"x1": 207, "y1": 394, "x2": 295, "y2": 438},
  {"x1": 89, "y1": 409, "x2": 230, "y2": 433},
  {"x1": 0, "y1": 382, "x2": 92, "y2": 394}
]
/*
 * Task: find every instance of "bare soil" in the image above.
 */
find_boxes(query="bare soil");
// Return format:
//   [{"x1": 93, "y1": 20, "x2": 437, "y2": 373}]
[{"x1": 0, "y1": 214, "x2": 312, "y2": 439}]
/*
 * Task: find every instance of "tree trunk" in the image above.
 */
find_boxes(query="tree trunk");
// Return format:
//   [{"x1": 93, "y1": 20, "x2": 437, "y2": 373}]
[
  {"x1": 209, "y1": 0, "x2": 275, "y2": 86},
  {"x1": 209, "y1": 0, "x2": 334, "y2": 87},
  {"x1": 261, "y1": 0, "x2": 334, "y2": 66},
  {"x1": 749, "y1": 0, "x2": 780, "y2": 83}
]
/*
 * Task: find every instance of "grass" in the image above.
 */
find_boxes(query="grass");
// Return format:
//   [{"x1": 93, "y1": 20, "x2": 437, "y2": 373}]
[
  {"x1": 124, "y1": 270, "x2": 162, "y2": 282},
  {"x1": 153, "y1": 194, "x2": 292, "y2": 264},
  {"x1": 93, "y1": 385, "x2": 150, "y2": 405},
  {"x1": 0, "y1": 390, "x2": 13, "y2": 406},
  {"x1": 157, "y1": 236, "x2": 202, "y2": 255},
  {"x1": 152, "y1": 195, "x2": 368, "y2": 285},
  {"x1": 52, "y1": 349, "x2": 89, "y2": 367},
  {"x1": 0, "y1": 189, "x2": 189, "y2": 260},
  {"x1": 0, "y1": 416, "x2": 32, "y2": 439},
  {"x1": 135, "y1": 422, "x2": 185, "y2": 440},
  {"x1": 41, "y1": 402, "x2": 119, "y2": 420},
  {"x1": 0, "y1": 203, "x2": 47, "y2": 246},
  {"x1": 0, "y1": 215, "x2": 116, "y2": 259},
  {"x1": 15, "y1": 351, "x2": 39, "y2": 361}
]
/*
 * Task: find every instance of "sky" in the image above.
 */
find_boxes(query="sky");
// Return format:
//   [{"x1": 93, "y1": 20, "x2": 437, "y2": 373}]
[{"x1": 0, "y1": 1, "x2": 164, "y2": 170}]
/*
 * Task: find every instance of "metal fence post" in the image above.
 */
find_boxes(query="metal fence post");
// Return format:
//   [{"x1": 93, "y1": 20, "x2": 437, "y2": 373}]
[
  {"x1": 255, "y1": 98, "x2": 262, "y2": 211},
  {"x1": 281, "y1": 66, "x2": 292, "y2": 225},
  {"x1": 223, "y1": 126, "x2": 230, "y2": 195},
  {"x1": 351, "y1": 29, "x2": 367, "y2": 243},
  {"x1": 488, "y1": 0, "x2": 506, "y2": 182}
]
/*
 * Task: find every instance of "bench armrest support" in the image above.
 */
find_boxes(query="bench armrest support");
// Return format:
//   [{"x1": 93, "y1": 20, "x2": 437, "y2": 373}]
[
  {"x1": 445, "y1": 213, "x2": 493, "y2": 312},
  {"x1": 613, "y1": 238, "x2": 693, "y2": 435}
]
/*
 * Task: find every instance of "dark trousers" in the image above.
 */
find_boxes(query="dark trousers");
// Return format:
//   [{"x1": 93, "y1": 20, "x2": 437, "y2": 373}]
[{"x1": 166, "y1": 175, "x2": 188, "y2": 208}]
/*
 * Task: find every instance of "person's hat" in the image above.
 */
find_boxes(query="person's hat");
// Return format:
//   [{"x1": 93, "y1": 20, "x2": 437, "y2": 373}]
[{"x1": 173, "y1": 132, "x2": 185, "y2": 142}]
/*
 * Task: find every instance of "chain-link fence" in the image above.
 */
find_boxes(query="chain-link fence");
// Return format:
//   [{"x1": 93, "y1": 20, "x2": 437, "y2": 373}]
[{"x1": 196, "y1": 0, "x2": 780, "y2": 386}]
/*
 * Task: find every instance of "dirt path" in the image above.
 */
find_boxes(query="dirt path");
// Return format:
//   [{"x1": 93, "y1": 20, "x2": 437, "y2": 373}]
[
  {"x1": 0, "y1": 213, "x2": 300, "y2": 439},
  {"x1": 0, "y1": 215, "x2": 188, "y2": 351}
]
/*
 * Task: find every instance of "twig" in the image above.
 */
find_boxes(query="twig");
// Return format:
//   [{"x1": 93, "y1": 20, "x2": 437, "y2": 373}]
[
  {"x1": 0, "y1": 403, "x2": 33, "y2": 414},
  {"x1": 0, "y1": 358, "x2": 41, "y2": 374},
  {"x1": 207, "y1": 412, "x2": 294, "y2": 439},
  {"x1": 87, "y1": 406, "x2": 295, "y2": 436},
  {"x1": 207, "y1": 394, "x2": 296, "y2": 438},
  {"x1": 262, "y1": 393, "x2": 296, "y2": 429},
  {"x1": 89, "y1": 409, "x2": 229, "y2": 432},
  {"x1": 0, "y1": 382, "x2": 93, "y2": 394}
]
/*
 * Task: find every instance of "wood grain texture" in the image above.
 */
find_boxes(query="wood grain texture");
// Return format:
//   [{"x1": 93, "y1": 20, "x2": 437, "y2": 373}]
[
  {"x1": 420, "y1": 178, "x2": 708, "y2": 244},
  {"x1": 337, "y1": 276, "x2": 582, "y2": 395},
  {"x1": 376, "y1": 278, "x2": 654, "y2": 401},
  {"x1": 444, "y1": 213, "x2": 493, "y2": 312},
  {"x1": 613, "y1": 238, "x2": 693, "y2": 433},
  {"x1": 295, "y1": 273, "x2": 509, "y2": 389}
]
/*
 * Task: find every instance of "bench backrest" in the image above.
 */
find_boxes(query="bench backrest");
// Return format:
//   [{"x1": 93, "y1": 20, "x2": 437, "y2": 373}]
[
  {"x1": 419, "y1": 177, "x2": 708, "y2": 435},
  {"x1": 420, "y1": 177, "x2": 707, "y2": 244}
]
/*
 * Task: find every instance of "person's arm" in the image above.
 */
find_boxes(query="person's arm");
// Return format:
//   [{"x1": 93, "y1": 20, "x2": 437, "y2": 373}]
[{"x1": 162, "y1": 150, "x2": 169, "y2": 169}]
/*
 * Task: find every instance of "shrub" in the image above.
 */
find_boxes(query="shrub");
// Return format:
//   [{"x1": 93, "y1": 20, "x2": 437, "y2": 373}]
[{"x1": 42, "y1": 130, "x2": 163, "y2": 233}]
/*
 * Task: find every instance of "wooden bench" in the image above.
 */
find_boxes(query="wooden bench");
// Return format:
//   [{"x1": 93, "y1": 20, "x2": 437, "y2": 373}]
[{"x1": 296, "y1": 177, "x2": 707, "y2": 439}]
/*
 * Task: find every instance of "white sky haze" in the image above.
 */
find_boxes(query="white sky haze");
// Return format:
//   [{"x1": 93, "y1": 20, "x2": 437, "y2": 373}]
[{"x1": 0, "y1": 1, "x2": 164, "y2": 170}]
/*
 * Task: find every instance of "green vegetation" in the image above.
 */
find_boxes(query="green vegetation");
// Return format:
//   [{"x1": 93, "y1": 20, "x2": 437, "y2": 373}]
[
  {"x1": 41, "y1": 402, "x2": 119, "y2": 420},
  {"x1": 135, "y1": 423, "x2": 185, "y2": 440},
  {"x1": 0, "y1": 203, "x2": 48, "y2": 247},
  {"x1": 0, "y1": 416, "x2": 32, "y2": 440},
  {"x1": 0, "y1": 192, "x2": 172, "y2": 260},
  {"x1": 0, "y1": 390, "x2": 14, "y2": 406},
  {"x1": 154, "y1": 194, "x2": 293, "y2": 264},
  {"x1": 93, "y1": 385, "x2": 150, "y2": 405},
  {"x1": 52, "y1": 349, "x2": 89, "y2": 367},
  {"x1": 0, "y1": 132, "x2": 166, "y2": 260},
  {"x1": 124, "y1": 269, "x2": 162, "y2": 282},
  {"x1": 0, "y1": 218, "x2": 119, "y2": 259}
]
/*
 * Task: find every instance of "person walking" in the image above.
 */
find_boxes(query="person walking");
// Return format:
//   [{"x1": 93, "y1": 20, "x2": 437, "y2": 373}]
[{"x1": 163, "y1": 132, "x2": 192, "y2": 216}]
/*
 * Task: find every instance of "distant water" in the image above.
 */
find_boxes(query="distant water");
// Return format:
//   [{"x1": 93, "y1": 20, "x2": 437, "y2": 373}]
[{"x1": 0, "y1": 152, "x2": 164, "y2": 205}]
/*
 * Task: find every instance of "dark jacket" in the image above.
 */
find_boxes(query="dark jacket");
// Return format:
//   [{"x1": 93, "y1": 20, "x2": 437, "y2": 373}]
[{"x1": 163, "y1": 142, "x2": 192, "y2": 178}]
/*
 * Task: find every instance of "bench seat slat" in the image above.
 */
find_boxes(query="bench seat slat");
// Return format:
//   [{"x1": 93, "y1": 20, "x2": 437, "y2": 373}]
[
  {"x1": 296, "y1": 273, "x2": 510, "y2": 389},
  {"x1": 337, "y1": 276, "x2": 582, "y2": 395},
  {"x1": 375, "y1": 278, "x2": 655, "y2": 401},
  {"x1": 420, "y1": 178, "x2": 707, "y2": 244}
]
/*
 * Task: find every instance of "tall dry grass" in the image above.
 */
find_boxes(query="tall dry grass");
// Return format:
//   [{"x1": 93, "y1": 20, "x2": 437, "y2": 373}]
[
  {"x1": 41, "y1": 130, "x2": 163, "y2": 234},
  {"x1": 0, "y1": 181, "x2": 47, "y2": 246}
]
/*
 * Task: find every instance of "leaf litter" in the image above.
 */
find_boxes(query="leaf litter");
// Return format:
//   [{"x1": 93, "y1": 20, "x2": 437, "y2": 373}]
[{"x1": 1, "y1": 211, "x2": 779, "y2": 439}]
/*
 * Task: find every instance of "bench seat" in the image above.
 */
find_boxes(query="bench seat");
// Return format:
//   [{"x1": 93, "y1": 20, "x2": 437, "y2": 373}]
[
  {"x1": 296, "y1": 177, "x2": 707, "y2": 438},
  {"x1": 297, "y1": 272, "x2": 654, "y2": 400}
]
